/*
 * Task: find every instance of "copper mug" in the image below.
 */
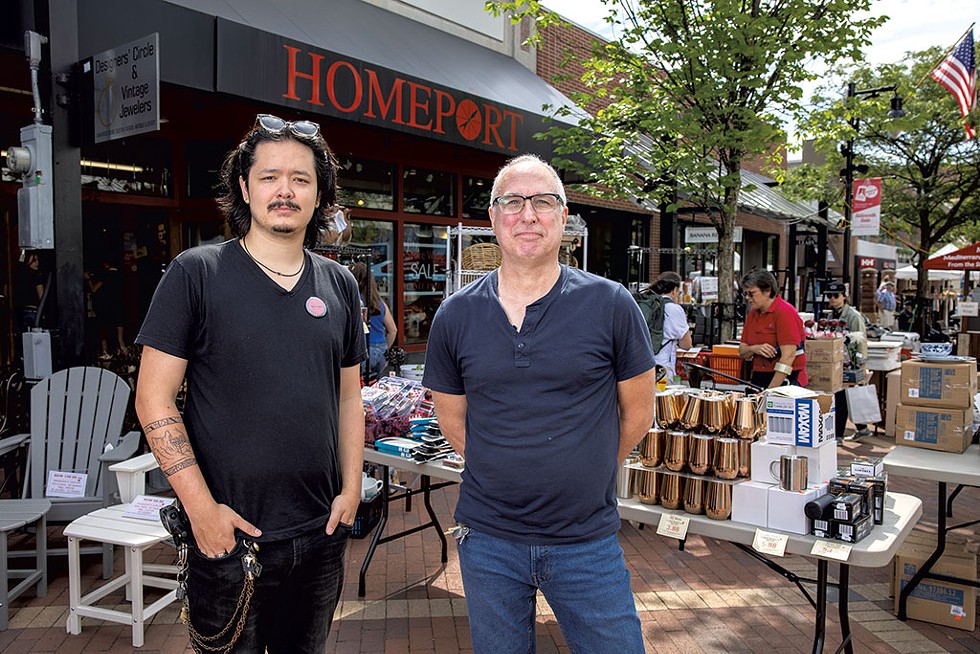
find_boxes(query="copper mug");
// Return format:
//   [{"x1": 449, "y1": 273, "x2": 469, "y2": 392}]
[
  {"x1": 640, "y1": 428, "x2": 666, "y2": 468},
  {"x1": 706, "y1": 482, "x2": 732, "y2": 520},
  {"x1": 656, "y1": 391, "x2": 682, "y2": 429},
  {"x1": 683, "y1": 477, "x2": 705, "y2": 515},
  {"x1": 701, "y1": 396, "x2": 728, "y2": 433},
  {"x1": 679, "y1": 393, "x2": 704, "y2": 430},
  {"x1": 731, "y1": 396, "x2": 761, "y2": 439},
  {"x1": 637, "y1": 470, "x2": 661, "y2": 505},
  {"x1": 660, "y1": 474, "x2": 685, "y2": 510},
  {"x1": 712, "y1": 437, "x2": 739, "y2": 480},
  {"x1": 737, "y1": 439, "x2": 752, "y2": 477},
  {"x1": 688, "y1": 434, "x2": 714, "y2": 475},
  {"x1": 664, "y1": 430, "x2": 688, "y2": 472}
]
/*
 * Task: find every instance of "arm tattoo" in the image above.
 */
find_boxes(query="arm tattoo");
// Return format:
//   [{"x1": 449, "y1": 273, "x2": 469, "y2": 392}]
[
  {"x1": 163, "y1": 459, "x2": 197, "y2": 476},
  {"x1": 145, "y1": 415, "x2": 198, "y2": 477},
  {"x1": 143, "y1": 416, "x2": 184, "y2": 432}
]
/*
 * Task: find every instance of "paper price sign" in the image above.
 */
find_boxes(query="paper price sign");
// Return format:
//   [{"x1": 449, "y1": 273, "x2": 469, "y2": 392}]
[
  {"x1": 656, "y1": 514, "x2": 690, "y2": 540},
  {"x1": 810, "y1": 540, "x2": 852, "y2": 562},
  {"x1": 752, "y1": 529, "x2": 788, "y2": 557}
]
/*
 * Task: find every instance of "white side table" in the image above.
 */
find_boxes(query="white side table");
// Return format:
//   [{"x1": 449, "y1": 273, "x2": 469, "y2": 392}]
[
  {"x1": 0, "y1": 499, "x2": 51, "y2": 630},
  {"x1": 64, "y1": 504, "x2": 177, "y2": 647}
]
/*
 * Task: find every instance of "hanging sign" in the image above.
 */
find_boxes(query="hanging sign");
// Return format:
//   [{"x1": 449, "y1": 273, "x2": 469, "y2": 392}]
[
  {"x1": 850, "y1": 178, "x2": 882, "y2": 236},
  {"x1": 90, "y1": 33, "x2": 160, "y2": 143},
  {"x1": 685, "y1": 226, "x2": 743, "y2": 244}
]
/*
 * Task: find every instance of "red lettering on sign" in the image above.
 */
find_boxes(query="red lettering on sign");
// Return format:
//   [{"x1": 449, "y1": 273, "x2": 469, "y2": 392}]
[
  {"x1": 483, "y1": 104, "x2": 504, "y2": 148},
  {"x1": 282, "y1": 46, "x2": 324, "y2": 106},
  {"x1": 433, "y1": 90, "x2": 455, "y2": 134},
  {"x1": 365, "y1": 70, "x2": 405, "y2": 124},
  {"x1": 326, "y1": 60, "x2": 361, "y2": 113},
  {"x1": 502, "y1": 109, "x2": 524, "y2": 151},
  {"x1": 407, "y1": 82, "x2": 432, "y2": 130}
]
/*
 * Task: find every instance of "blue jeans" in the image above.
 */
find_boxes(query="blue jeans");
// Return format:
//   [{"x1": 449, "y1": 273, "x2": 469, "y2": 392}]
[
  {"x1": 456, "y1": 528, "x2": 644, "y2": 653},
  {"x1": 186, "y1": 524, "x2": 350, "y2": 653}
]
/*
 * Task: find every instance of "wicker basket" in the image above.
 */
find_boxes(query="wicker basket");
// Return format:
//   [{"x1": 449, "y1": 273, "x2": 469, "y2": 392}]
[{"x1": 461, "y1": 242, "x2": 501, "y2": 270}]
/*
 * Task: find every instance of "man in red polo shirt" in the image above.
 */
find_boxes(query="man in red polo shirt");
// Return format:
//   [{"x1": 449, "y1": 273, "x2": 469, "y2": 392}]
[{"x1": 738, "y1": 269, "x2": 808, "y2": 389}]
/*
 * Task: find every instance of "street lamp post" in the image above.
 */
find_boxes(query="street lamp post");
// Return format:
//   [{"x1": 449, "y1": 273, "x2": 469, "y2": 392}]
[{"x1": 841, "y1": 82, "x2": 905, "y2": 286}]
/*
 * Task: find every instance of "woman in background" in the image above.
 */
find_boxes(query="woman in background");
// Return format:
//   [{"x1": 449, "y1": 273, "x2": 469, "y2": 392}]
[{"x1": 350, "y1": 262, "x2": 397, "y2": 381}]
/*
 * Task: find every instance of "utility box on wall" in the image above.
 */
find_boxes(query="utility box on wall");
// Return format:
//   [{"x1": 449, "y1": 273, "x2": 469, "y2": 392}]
[{"x1": 13, "y1": 123, "x2": 55, "y2": 249}]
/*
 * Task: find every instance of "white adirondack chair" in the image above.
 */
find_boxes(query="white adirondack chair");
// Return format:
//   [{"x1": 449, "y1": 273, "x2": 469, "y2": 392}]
[{"x1": 5, "y1": 366, "x2": 141, "y2": 577}]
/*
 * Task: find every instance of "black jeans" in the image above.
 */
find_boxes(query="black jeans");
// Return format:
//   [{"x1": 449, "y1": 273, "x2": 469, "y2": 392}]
[
  {"x1": 750, "y1": 369, "x2": 803, "y2": 390},
  {"x1": 186, "y1": 524, "x2": 351, "y2": 653}
]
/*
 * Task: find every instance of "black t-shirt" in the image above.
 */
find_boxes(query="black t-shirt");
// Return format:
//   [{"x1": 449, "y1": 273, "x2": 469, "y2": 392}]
[{"x1": 136, "y1": 240, "x2": 366, "y2": 541}]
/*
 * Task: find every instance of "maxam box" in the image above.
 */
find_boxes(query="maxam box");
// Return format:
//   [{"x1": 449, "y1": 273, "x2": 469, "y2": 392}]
[
  {"x1": 764, "y1": 387, "x2": 836, "y2": 447},
  {"x1": 900, "y1": 359, "x2": 977, "y2": 410},
  {"x1": 894, "y1": 404, "x2": 973, "y2": 453}
]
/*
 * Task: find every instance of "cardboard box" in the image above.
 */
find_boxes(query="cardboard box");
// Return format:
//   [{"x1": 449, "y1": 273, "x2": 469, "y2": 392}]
[
  {"x1": 885, "y1": 368, "x2": 902, "y2": 437},
  {"x1": 765, "y1": 388, "x2": 836, "y2": 447},
  {"x1": 894, "y1": 404, "x2": 973, "y2": 453},
  {"x1": 767, "y1": 484, "x2": 826, "y2": 535},
  {"x1": 750, "y1": 438, "x2": 838, "y2": 486},
  {"x1": 731, "y1": 480, "x2": 771, "y2": 528},
  {"x1": 834, "y1": 513, "x2": 873, "y2": 543},
  {"x1": 894, "y1": 544, "x2": 977, "y2": 631},
  {"x1": 806, "y1": 360, "x2": 844, "y2": 393},
  {"x1": 889, "y1": 529, "x2": 972, "y2": 598},
  {"x1": 900, "y1": 360, "x2": 977, "y2": 409},
  {"x1": 850, "y1": 456, "x2": 884, "y2": 477},
  {"x1": 805, "y1": 337, "x2": 845, "y2": 363}
]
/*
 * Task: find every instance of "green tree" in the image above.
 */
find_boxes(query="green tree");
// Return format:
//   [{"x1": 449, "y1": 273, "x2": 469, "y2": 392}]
[
  {"x1": 790, "y1": 46, "x2": 980, "y2": 330},
  {"x1": 489, "y1": 0, "x2": 882, "y2": 338}
]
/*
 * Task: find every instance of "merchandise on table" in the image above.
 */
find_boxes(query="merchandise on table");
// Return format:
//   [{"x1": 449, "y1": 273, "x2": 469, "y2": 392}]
[
  {"x1": 899, "y1": 359, "x2": 977, "y2": 410},
  {"x1": 764, "y1": 387, "x2": 836, "y2": 447},
  {"x1": 894, "y1": 404, "x2": 973, "y2": 453}
]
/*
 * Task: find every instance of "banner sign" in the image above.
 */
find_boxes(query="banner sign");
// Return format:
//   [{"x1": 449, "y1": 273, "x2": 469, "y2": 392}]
[
  {"x1": 91, "y1": 33, "x2": 160, "y2": 143},
  {"x1": 850, "y1": 177, "x2": 882, "y2": 236},
  {"x1": 685, "y1": 226, "x2": 743, "y2": 244},
  {"x1": 923, "y1": 242, "x2": 980, "y2": 270}
]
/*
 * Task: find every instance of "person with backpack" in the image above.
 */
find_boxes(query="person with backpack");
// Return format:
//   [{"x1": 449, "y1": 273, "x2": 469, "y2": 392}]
[{"x1": 636, "y1": 271, "x2": 692, "y2": 384}]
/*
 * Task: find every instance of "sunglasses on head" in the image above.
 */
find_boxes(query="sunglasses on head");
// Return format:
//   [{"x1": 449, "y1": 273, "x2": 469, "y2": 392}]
[{"x1": 255, "y1": 114, "x2": 320, "y2": 138}]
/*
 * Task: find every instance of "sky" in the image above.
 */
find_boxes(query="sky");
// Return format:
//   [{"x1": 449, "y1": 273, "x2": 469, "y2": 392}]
[{"x1": 541, "y1": 0, "x2": 977, "y2": 149}]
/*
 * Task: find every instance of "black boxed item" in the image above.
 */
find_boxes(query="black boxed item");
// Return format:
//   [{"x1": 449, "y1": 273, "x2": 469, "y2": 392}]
[
  {"x1": 849, "y1": 456, "x2": 884, "y2": 477},
  {"x1": 863, "y1": 475, "x2": 887, "y2": 525},
  {"x1": 812, "y1": 518, "x2": 833, "y2": 539},
  {"x1": 832, "y1": 493, "x2": 863, "y2": 522},
  {"x1": 829, "y1": 475, "x2": 856, "y2": 495},
  {"x1": 834, "y1": 514, "x2": 873, "y2": 543},
  {"x1": 846, "y1": 479, "x2": 874, "y2": 519},
  {"x1": 351, "y1": 493, "x2": 384, "y2": 539}
]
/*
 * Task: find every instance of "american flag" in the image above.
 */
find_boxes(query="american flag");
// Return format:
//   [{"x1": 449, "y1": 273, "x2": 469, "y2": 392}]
[{"x1": 930, "y1": 30, "x2": 976, "y2": 139}]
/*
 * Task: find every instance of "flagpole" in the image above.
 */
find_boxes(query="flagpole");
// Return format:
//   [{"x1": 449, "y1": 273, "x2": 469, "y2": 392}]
[{"x1": 913, "y1": 22, "x2": 976, "y2": 90}]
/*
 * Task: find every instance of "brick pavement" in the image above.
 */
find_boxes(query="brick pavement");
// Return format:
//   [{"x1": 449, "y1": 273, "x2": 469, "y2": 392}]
[{"x1": 1, "y1": 432, "x2": 978, "y2": 653}]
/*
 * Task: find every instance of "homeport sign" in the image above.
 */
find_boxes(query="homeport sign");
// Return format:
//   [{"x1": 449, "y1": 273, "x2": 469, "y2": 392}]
[
  {"x1": 215, "y1": 20, "x2": 559, "y2": 157},
  {"x1": 91, "y1": 34, "x2": 159, "y2": 143}
]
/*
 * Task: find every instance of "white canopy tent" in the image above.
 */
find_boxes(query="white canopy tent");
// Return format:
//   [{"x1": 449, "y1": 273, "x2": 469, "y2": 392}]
[{"x1": 894, "y1": 244, "x2": 964, "y2": 281}]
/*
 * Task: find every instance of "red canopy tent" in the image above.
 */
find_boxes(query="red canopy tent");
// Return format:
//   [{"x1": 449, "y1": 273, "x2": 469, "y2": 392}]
[{"x1": 923, "y1": 242, "x2": 980, "y2": 270}]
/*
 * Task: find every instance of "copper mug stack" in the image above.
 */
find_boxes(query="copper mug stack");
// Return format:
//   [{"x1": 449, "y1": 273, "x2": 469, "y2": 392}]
[
  {"x1": 660, "y1": 474, "x2": 685, "y2": 510},
  {"x1": 664, "y1": 431, "x2": 688, "y2": 472},
  {"x1": 688, "y1": 434, "x2": 714, "y2": 475},
  {"x1": 636, "y1": 470, "x2": 660, "y2": 505},
  {"x1": 640, "y1": 428, "x2": 665, "y2": 468},
  {"x1": 656, "y1": 391, "x2": 684, "y2": 429},
  {"x1": 705, "y1": 482, "x2": 732, "y2": 520},
  {"x1": 683, "y1": 478, "x2": 705, "y2": 515},
  {"x1": 700, "y1": 396, "x2": 729, "y2": 433},
  {"x1": 712, "y1": 437, "x2": 739, "y2": 480}
]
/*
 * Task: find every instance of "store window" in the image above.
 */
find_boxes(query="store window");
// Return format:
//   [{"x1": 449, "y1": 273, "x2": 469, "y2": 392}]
[
  {"x1": 350, "y1": 219, "x2": 396, "y2": 305},
  {"x1": 403, "y1": 223, "x2": 448, "y2": 345},
  {"x1": 403, "y1": 167, "x2": 455, "y2": 216},
  {"x1": 338, "y1": 157, "x2": 395, "y2": 211},
  {"x1": 462, "y1": 176, "x2": 493, "y2": 220},
  {"x1": 80, "y1": 137, "x2": 174, "y2": 197},
  {"x1": 186, "y1": 140, "x2": 234, "y2": 198}
]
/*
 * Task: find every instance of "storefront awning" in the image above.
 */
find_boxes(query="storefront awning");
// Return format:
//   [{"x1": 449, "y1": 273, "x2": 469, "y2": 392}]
[
  {"x1": 164, "y1": 0, "x2": 582, "y2": 156},
  {"x1": 923, "y1": 241, "x2": 980, "y2": 270}
]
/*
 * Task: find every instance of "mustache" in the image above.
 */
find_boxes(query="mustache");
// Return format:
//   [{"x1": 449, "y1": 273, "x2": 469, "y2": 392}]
[{"x1": 267, "y1": 200, "x2": 301, "y2": 211}]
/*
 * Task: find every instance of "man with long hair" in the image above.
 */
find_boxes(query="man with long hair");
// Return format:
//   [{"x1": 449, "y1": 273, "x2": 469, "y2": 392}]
[{"x1": 135, "y1": 114, "x2": 366, "y2": 652}]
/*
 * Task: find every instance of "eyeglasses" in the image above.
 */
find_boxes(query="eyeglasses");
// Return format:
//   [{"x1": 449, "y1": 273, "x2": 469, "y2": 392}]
[
  {"x1": 826, "y1": 293, "x2": 841, "y2": 299},
  {"x1": 255, "y1": 114, "x2": 320, "y2": 138},
  {"x1": 742, "y1": 289, "x2": 760, "y2": 298},
  {"x1": 491, "y1": 193, "x2": 564, "y2": 215}
]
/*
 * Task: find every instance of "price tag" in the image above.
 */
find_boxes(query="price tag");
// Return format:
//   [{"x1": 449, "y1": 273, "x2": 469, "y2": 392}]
[
  {"x1": 45, "y1": 470, "x2": 88, "y2": 498},
  {"x1": 122, "y1": 495, "x2": 175, "y2": 521},
  {"x1": 810, "y1": 540, "x2": 852, "y2": 561},
  {"x1": 656, "y1": 514, "x2": 690, "y2": 540},
  {"x1": 752, "y1": 529, "x2": 788, "y2": 557}
]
